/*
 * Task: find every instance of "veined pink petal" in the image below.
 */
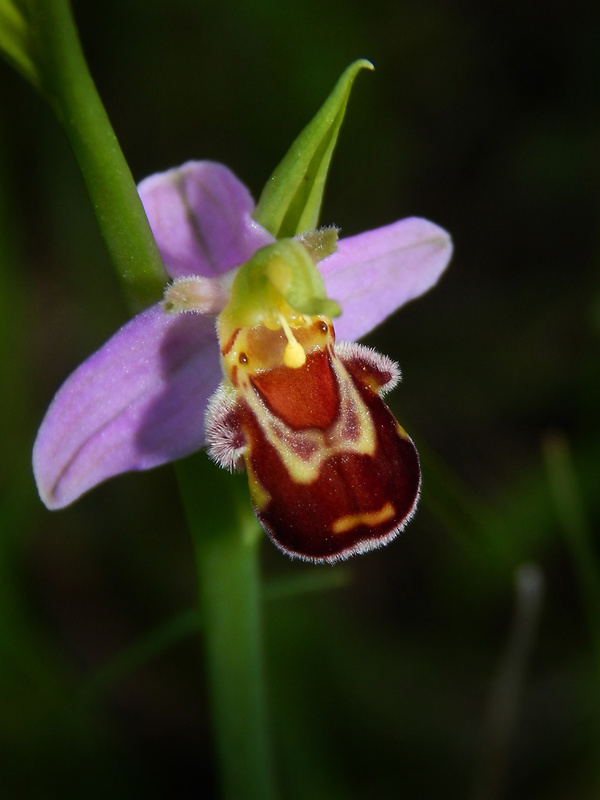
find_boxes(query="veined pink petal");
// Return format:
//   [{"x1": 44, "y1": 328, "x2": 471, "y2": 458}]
[
  {"x1": 138, "y1": 161, "x2": 274, "y2": 280},
  {"x1": 33, "y1": 306, "x2": 222, "y2": 509},
  {"x1": 320, "y1": 217, "x2": 453, "y2": 341}
]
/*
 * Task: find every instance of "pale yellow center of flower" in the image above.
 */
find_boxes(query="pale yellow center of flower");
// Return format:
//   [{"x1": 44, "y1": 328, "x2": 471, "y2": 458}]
[{"x1": 278, "y1": 314, "x2": 306, "y2": 368}]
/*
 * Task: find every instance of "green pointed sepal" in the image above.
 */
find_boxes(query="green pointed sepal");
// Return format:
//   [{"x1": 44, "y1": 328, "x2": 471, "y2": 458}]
[{"x1": 254, "y1": 59, "x2": 373, "y2": 239}]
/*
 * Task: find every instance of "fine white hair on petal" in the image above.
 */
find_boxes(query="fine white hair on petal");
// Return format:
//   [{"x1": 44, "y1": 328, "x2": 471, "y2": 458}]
[
  {"x1": 334, "y1": 340, "x2": 401, "y2": 395},
  {"x1": 163, "y1": 276, "x2": 230, "y2": 315},
  {"x1": 205, "y1": 383, "x2": 246, "y2": 471}
]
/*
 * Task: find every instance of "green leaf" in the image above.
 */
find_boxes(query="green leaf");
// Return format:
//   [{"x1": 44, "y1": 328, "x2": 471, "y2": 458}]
[
  {"x1": 0, "y1": 0, "x2": 40, "y2": 88},
  {"x1": 254, "y1": 58, "x2": 373, "y2": 239}
]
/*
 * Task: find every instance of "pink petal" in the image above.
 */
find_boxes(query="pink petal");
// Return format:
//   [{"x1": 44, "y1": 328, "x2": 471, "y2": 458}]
[
  {"x1": 321, "y1": 217, "x2": 453, "y2": 341},
  {"x1": 33, "y1": 306, "x2": 222, "y2": 509},
  {"x1": 138, "y1": 161, "x2": 274, "y2": 280}
]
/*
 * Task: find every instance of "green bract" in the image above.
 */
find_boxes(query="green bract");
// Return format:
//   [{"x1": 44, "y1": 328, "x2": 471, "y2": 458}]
[{"x1": 254, "y1": 58, "x2": 373, "y2": 239}]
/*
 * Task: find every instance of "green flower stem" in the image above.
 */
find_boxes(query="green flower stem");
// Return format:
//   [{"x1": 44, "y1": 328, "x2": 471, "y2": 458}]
[
  {"x1": 26, "y1": 0, "x2": 167, "y2": 309},
  {"x1": 24, "y1": 4, "x2": 276, "y2": 793},
  {"x1": 177, "y1": 454, "x2": 277, "y2": 800}
]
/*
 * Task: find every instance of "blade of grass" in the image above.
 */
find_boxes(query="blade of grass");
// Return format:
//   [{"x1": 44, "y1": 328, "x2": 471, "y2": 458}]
[
  {"x1": 472, "y1": 564, "x2": 544, "y2": 800},
  {"x1": 542, "y1": 432, "x2": 600, "y2": 673},
  {"x1": 77, "y1": 566, "x2": 352, "y2": 705}
]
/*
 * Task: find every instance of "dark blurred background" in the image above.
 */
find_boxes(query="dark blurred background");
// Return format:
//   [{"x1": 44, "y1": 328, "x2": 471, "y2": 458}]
[{"x1": 1, "y1": 0, "x2": 600, "y2": 797}]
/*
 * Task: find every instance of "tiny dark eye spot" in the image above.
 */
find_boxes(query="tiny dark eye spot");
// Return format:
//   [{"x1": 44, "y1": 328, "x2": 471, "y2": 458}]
[
  {"x1": 239, "y1": 353, "x2": 249, "y2": 364},
  {"x1": 316, "y1": 321, "x2": 328, "y2": 334}
]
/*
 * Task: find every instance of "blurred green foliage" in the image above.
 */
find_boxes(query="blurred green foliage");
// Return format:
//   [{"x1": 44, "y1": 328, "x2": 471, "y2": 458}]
[{"x1": 1, "y1": 0, "x2": 600, "y2": 797}]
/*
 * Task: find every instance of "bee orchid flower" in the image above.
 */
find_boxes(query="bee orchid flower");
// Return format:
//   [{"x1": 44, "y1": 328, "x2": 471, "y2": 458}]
[{"x1": 33, "y1": 160, "x2": 452, "y2": 561}]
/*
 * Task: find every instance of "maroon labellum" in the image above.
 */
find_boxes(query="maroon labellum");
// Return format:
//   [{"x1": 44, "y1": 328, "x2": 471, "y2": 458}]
[{"x1": 206, "y1": 317, "x2": 421, "y2": 563}]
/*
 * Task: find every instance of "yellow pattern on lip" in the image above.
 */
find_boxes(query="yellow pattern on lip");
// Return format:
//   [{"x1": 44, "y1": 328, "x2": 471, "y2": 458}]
[
  {"x1": 242, "y1": 345, "x2": 377, "y2": 485},
  {"x1": 332, "y1": 501, "x2": 395, "y2": 535}
]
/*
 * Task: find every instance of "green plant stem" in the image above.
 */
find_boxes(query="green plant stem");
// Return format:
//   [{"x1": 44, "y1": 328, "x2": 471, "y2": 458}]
[
  {"x1": 24, "y1": 6, "x2": 276, "y2": 793},
  {"x1": 177, "y1": 454, "x2": 277, "y2": 800},
  {"x1": 26, "y1": 0, "x2": 167, "y2": 309}
]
